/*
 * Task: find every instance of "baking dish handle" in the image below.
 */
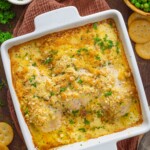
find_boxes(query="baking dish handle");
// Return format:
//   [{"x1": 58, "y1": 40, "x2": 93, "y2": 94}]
[{"x1": 34, "y1": 6, "x2": 81, "y2": 31}]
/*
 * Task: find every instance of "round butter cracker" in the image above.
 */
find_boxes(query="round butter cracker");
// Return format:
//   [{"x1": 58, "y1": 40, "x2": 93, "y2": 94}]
[
  {"x1": 128, "y1": 12, "x2": 150, "y2": 26},
  {"x1": 135, "y1": 41, "x2": 150, "y2": 59},
  {"x1": 0, "y1": 122, "x2": 14, "y2": 145},
  {"x1": 129, "y1": 20, "x2": 150, "y2": 43},
  {"x1": 0, "y1": 143, "x2": 9, "y2": 150}
]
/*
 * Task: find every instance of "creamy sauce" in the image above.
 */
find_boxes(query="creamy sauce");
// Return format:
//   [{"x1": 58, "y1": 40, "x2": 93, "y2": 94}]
[{"x1": 9, "y1": 19, "x2": 142, "y2": 150}]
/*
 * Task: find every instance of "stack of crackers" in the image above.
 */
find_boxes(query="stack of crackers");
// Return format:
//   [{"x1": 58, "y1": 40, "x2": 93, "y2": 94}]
[
  {"x1": 128, "y1": 12, "x2": 150, "y2": 59},
  {"x1": 0, "y1": 122, "x2": 14, "y2": 150}
]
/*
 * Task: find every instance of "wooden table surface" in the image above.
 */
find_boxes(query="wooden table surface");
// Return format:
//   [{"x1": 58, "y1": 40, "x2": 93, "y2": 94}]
[{"x1": 0, "y1": 0, "x2": 149, "y2": 150}]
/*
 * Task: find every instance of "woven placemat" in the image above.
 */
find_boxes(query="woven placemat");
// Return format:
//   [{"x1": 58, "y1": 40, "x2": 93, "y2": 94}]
[{"x1": 8, "y1": 0, "x2": 140, "y2": 149}]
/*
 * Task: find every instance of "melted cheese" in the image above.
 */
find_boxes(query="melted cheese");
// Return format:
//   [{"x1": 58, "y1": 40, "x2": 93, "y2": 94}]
[{"x1": 9, "y1": 19, "x2": 142, "y2": 150}]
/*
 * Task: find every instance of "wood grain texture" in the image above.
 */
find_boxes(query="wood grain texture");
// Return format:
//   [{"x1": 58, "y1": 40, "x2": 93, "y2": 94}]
[{"x1": 0, "y1": 0, "x2": 149, "y2": 150}]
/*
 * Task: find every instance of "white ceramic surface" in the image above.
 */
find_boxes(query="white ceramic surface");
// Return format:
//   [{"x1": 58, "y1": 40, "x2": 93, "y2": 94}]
[
  {"x1": 1, "y1": 7, "x2": 150, "y2": 150},
  {"x1": 7, "y1": 0, "x2": 32, "y2": 5}
]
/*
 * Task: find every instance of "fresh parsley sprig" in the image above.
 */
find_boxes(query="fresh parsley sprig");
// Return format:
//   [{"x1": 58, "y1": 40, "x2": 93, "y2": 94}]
[
  {"x1": 0, "y1": 0, "x2": 15, "y2": 24},
  {"x1": 0, "y1": 30, "x2": 13, "y2": 44},
  {"x1": 0, "y1": 0, "x2": 11, "y2": 11},
  {"x1": 0, "y1": 0, "x2": 14, "y2": 43},
  {"x1": 0, "y1": 10, "x2": 15, "y2": 24}
]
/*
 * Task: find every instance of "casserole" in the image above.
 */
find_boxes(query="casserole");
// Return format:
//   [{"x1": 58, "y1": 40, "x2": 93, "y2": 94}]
[{"x1": 1, "y1": 7, "x2": 150, "y2": 150}]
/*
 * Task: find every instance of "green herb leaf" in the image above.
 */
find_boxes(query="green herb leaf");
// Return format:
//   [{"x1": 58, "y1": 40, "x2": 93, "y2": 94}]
[
  {"x1": 29, "y1": 75, "x2": 36, "y2": 83},
  {"x1": 50, "y1": 92, "x2": 55, "y2": 97},
  {"x1": 94, "y1": 34, "x2": 114, "y2": 52},
  {"x1": 0, "y1": 0, "x2": 12, "y2": 10},
  {"x1": 72, "y1": 110, "x2": 79, "y2": 116},
  {"x1": 33, "y1": 95, "x2": 40, "y2": 99},
  {"x1": 92, "y1": 126, "x2": 105, "y2": 130},
  {"x1": 0, "y1": 31, "x2": 13, "y2": 44},
  {"x1": 77, "y1": 48, "x2": 88, "y2": 55},
  {"x1": 60, "y1": 87, "x2": 67, "y2": 93},
  {"x1": 104, "y1": 91, "x2": 112, "y2": 97},
  {"x1": 0, "y1": 10, "x2": 15, "y2": 24},
  {"x1": 94, "y1": 36, "x2": 100, "y2": 45},
  {"x1": 123, "y1": 113, "x2": 129, "y2": 117},
  {"x1": 24, "y1": 107, "x2": 29, "y2": 115},
  {"x1": 95, "y1": 55, "x2": 101, "y2": 60},
  {"x1": 115, "y1": 41, "x2": 120, "y2": 54},
  {"x1": 84, "y1": 118, "x2": 90, "y2": 125},
  {"x1": 44, "y1": 57, "x2": 53, "y2": 64},
  {"x1": 31, "y1": 82, "x2": 37, "y2": 88},
  {"x1": 97, "y1": 110, "x2": 103, "y2": 117},
  {"x1": 32, "y1": 62, "x2": 37, "y2": 66},
  {"x1": 29, "y1": 75, "x2": 37, "y2": 87},
  {"x1": 77, "y1": 79, "x2": 83, "y2": 84},
  {"x1": 69, "y1": 119, "x2": 75, "y2": 124},
  {"x1": 93, "y1": 22, "x2": 98, "y2": 30},
  {"x1": 78, "y1": 128, "x2": 86, "y2": 132}
]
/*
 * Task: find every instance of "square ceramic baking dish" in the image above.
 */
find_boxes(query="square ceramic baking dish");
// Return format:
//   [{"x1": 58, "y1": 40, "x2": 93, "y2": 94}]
[{"x1": 1, "y1": 7, "x2": 150, "y2": 150}]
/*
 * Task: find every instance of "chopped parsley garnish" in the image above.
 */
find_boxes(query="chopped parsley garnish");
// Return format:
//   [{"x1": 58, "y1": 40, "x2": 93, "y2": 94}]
[
  {"x1": 60, "y1": 87, "x2": 67, "y2": 93},
  {"x1": 24, "y1": 52, "x2": 28, "y2": 57},
  {"x1": 92, "y1": 126, "x2": 105, "y2": 130},
  {"x1": 97, "y1": 110, "x2": 103, "y2": 117},
  {"x1": 33, "y1": 95, "x2": 40, "y2": 98},
  {"x1": 44, "y1": 57, "x2": 53, "y2": 64},
  {"x1": 84, "y1": 118, "x2": 90, "y2": 125},
  {"x1": 50, "y1": 92, "x2": 55, "y2": 97},
  {"x1": 77, "y1": 48, "x2": 88, "y2": 55},
  {"x1": 104, "y1": 91, "x2": 112, "y2": 97},
  {"x1": 77, "y1": 79, "x2": 83, "y2": 84},
  {"x1": 31, "y1": 82, "x2": 37, "y2": 87},
  {"x1": 29, "y1": 75, "x2": 37, "y2": 87},
  {"x1": 24, "y1": 107, "x2": 29, "y2": 115},
  {"x1": 93, "y1": 22, "x2": 98, "y2": 30},
  {"x1": 109, "y1": 22, "x2": 113, "y2": 28},
  {"x1": 32, "y1": 62, "x2": 37, "y2": 66},
  {"x1": 95, "y1": 55, "x2": 101, "y2": 60},
  {"x1": 102, "y1": 61, "x2": 111, "y2": 67},
  {"x1": 73, "y1": 65, "x2": 78, "y2": 71},
  {"x1": 123, "y1": 113, "x2": 129, "y2": 117},
  {"x1": 78, "y1": 128, "x2": 86, "y2": 132},
  {"x1": 72, "y1": 110, "x2": 79, "y2": 116},
  {"x1": 94, "y1": 36, "x2": 101, "y2": 45},
  {"x1": 29, "y1": 75, "x2": 35, "y2": 83},
  {"x1": 103, "y1": 34, "x2": 114, "y2": 49},
  {"x1": 69, "y1": 119, "x2": 75, "y2": 124},
  {"x1": 94, "y1": 34, "x2": 114, "y2": 52},
  {"x1": 115, "y1": 41, "x2": 120, "y2": 54}
]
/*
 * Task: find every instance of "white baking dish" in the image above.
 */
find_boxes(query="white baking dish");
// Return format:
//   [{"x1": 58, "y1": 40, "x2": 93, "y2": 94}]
[{"x1": 1, "y1": 7, "x2": 150, "y2": 150}]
